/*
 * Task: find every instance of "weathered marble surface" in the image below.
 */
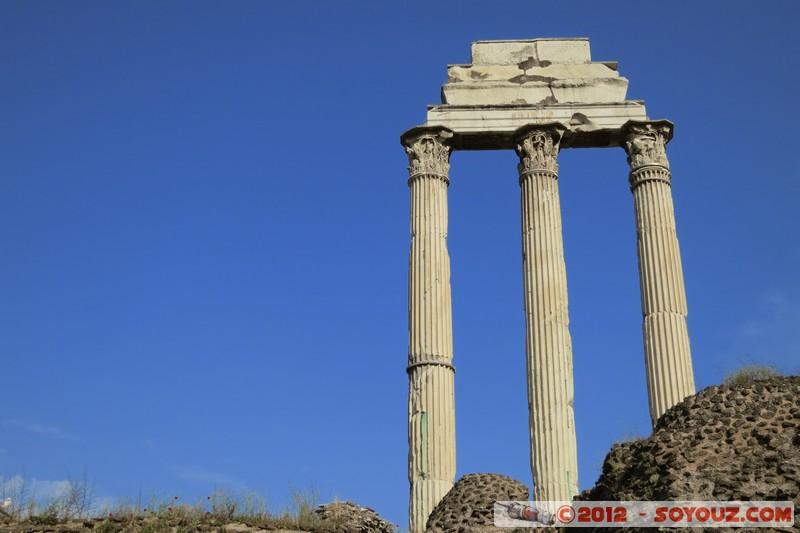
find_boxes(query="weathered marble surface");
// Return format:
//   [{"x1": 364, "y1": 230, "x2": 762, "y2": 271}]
[
  {"x1": 424, "y1": 38, "x2": 648, "y2": 150},
  {"x1": 402, "y1": 38, "x2": 697, "y2": 533},
  {"x1": 443, "y1": 38, "x2": 629, "y2": 107}
]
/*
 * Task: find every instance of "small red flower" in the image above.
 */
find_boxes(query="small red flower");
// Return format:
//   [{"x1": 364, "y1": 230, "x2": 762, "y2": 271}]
[
  {"x1": 167, "y1": 507, "x2": 172, "y2": 511},
  {"x1": 207, "y1": 496, "x2": 211, "y2": 500},
  {"x1": 174, "y1": 496, "x2": 179, "y2": 500}
]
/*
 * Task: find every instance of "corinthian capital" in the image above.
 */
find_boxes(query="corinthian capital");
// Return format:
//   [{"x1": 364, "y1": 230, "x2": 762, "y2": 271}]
[
  {"x1": 401, "y1": 126, "x2": 454, "y2": 180},
  {"x1": 622, "y1": 120, "x2": 674, "y2": 171},
  {"x1": 514, "y1": 124, "x2": 566, "y2": 175}
]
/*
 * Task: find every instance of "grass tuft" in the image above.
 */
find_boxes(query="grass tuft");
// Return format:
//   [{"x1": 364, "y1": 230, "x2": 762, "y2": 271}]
[
  {"x1": 0, "y1": 479, "x2": 326, "y2": 531},
  {"x1": 723, "y1": 364, "x2": 781, "y2": 386}
]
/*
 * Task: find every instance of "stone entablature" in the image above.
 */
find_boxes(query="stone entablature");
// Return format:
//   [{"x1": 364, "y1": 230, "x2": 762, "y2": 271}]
[
  {"x1": 427, "y1": 38, "x2": 649, "y2": 150},
  {"x1": 443, "y1": 38, "x2": 629, "y2": 107},
  {"x1": 426, "y1": 102, "x2": 648, "y2": 150}
]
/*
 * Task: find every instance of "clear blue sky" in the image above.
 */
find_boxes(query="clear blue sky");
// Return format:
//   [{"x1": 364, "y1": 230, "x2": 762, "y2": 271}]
[{"x1": 1, "y1": 1, "x2": 798, "y2": 528}]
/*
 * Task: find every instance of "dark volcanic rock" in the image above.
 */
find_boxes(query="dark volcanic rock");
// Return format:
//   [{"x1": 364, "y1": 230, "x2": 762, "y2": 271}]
[
  {"x1": 579, "y1": 375, "x2": 799, "y2": 532},
  {"x1": 426, "y1": 473, "x2": 529, "y2": 533}
]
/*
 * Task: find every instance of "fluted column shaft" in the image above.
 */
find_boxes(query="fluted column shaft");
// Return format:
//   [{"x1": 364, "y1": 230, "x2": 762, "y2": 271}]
[
  {"x1": 402, "y1": 127, "x2": 456, "y2": 533},
  {"x1": 515, "y1": 124, "x2": 578, "y2": 503},
  {"x1": 623, "y1": 120, "x2": 695, "y2": 426}
]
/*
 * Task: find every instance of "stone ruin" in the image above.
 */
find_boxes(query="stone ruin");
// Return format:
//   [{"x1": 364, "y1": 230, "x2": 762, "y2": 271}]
[
  {"x1": 425, "y1": 474, "x2": 528, "y2": 533},
  {"x1": 401, "y1": 38, "x2": 697, "y2": 532},
  {"x1": 314, "y1": 501, "x2": 396, "y2": 533},
  {"x1": 419, "y1": 376, "x2": 799, "y2": 533},
  {"x1": 580, "y1": 376, "x2": 800, "y2": 506}
]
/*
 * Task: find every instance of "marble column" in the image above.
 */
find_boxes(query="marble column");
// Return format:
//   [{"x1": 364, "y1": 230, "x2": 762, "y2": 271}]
[
  {"x1": 514, "y1": 124, "x2": 579, "y2": 503},
  {"x1": 401, "y1": 126, "x2": 456, "y2": 533},
  {"x1": 622, "y1": 120, "x2": 695, "y2": 426}
]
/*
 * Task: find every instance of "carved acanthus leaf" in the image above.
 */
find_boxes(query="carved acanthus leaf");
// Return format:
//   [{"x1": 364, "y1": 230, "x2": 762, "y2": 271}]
[
  {"x1": 624, "y1": 124, "x2": 670, "y2": 170},
  {"x1": 515, "y1": 128, "x2": 562, "y2": 174},
  {"x1": 405, "y1": 135, "x2": 451, "y2": 178}
]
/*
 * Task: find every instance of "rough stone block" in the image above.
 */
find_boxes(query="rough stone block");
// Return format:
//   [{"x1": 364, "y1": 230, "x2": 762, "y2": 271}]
[{"x1": 471, "y1": 38, "x2": 591, "y2": 66}]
